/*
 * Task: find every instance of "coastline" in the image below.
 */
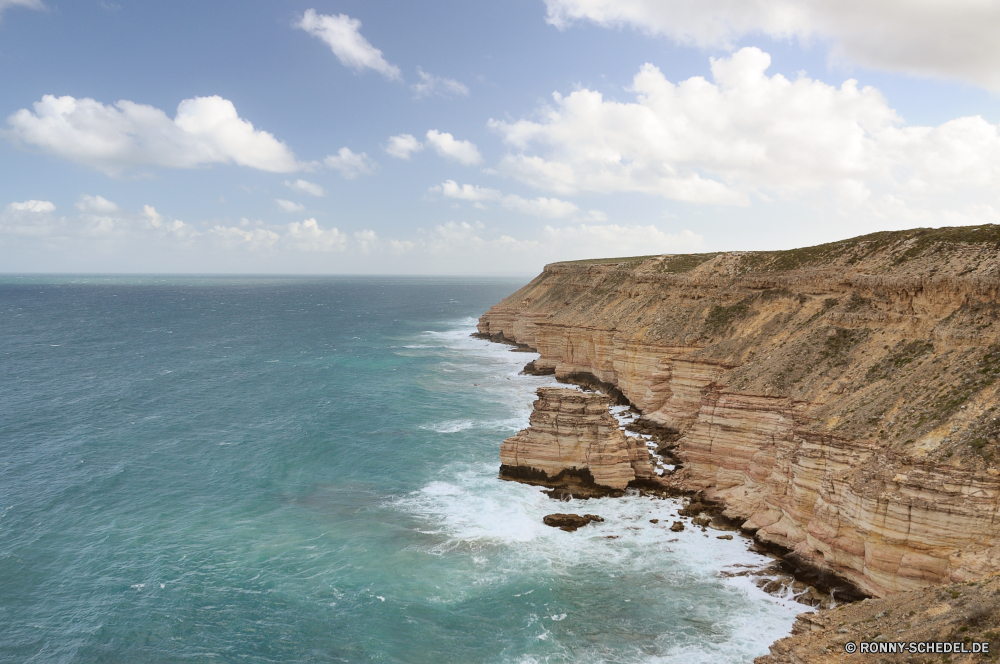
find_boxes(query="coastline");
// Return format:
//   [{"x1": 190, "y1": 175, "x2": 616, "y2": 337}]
[
  {"x1": 482, "y1": 334, "x2": 866, "y2": 608},
  {"x1": 474, "y1": 227, "x2": 1000, "y2": 659}
]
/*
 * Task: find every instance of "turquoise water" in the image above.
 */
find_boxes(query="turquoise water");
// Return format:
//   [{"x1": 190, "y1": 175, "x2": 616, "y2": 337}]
[{"x1": 0, "y1": 276, "x2": 801, "y2": 663}]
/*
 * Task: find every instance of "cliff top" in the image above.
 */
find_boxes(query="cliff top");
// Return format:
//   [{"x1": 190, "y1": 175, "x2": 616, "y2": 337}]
[{"x1": 550, "y1": 224, "x2": 1000, "y2": 278}]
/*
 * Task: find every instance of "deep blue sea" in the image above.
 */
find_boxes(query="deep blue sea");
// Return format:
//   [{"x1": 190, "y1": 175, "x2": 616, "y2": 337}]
[{"x1": 0, "y1": 276, "x2": 801, "y2": 663}]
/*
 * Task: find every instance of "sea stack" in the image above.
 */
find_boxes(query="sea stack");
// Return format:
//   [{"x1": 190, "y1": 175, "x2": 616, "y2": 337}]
[{"x1": 500, "y1": 387, "x2": 655, "y2": 495}]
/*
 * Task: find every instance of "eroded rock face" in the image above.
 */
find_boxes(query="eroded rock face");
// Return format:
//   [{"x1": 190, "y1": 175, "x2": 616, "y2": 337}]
[
  {"x1": 480, "y1": 226, "x2": 1000, "y2": 598},
  {"x1": 500, "y1": 388, "x2": 654, "y2": 493}
]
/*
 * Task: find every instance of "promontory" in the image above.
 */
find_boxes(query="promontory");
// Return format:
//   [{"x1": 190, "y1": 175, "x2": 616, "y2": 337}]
[{"x1": 478, "y1": 224, "x2": 1000, "y2": 658}]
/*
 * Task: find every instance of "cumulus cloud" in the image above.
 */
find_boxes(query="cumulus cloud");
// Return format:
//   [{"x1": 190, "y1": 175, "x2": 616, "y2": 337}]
[
  {"x1": 430, "y1": 179, "x2": 501, "y2": 201},
  {"x1": 6, "y1": 95, "x2": 302, "y2": 175},
  {"x1": 285, "y1": 179, "x2": 325, "y2": 197},
  {"x1": 297, "y1": 9, "x2": 401, "y2": 80},
  {"x1": 501, "y1": 195, "x2": 579, "y2": 218},
  {"x1": 75, "y1": 194, "x2": 118, "y2": 213},
  {"x1": 543, "y1": 0, "x2": 1000, "y2": 90},
  {"x1": 143, "y1": 205, "x2": 163, "y2": 227},
  {"x1": 275, "y1": 199, "x2": 305, "y2": 212},
  {"x1": 3, "y1": 198, "x2": 193, "y2": 240},
  {"x1": 429, "y1": 180, "x2": 580, "y2": 217},
  {"x1": 285, "y1": 218, "x2": 346, "y2": 251},
  {"x1": 324, "y1": 147, "x2": 375, "y2": 179},
  {"x1": 210, "y1": 224, "x2": 279, "y2": 248},
  {"x1": 1, "y1": 200, "x2": 58, "y2": 237},
  {"x1": 489, "y1": 48, "x2": 1000, "y2": 209},
  {"x1": 385, "y1": 133, "x2": 424, "y2": 160},
  {"x1": 411, "y1": 67, "x2": 469, "y2": 98},
  {"x1": 6, "y1": 199, "x2": 55, "y2": 213},
  {"x1": 142, "y1": 205, "x2": 191, "y2": 236},
  {"x1": 425, "y1": 130, "x2": 482, "y2": 166},
  {"x1": 353, "y1": 229, "x2": 379, "y2": 253}
]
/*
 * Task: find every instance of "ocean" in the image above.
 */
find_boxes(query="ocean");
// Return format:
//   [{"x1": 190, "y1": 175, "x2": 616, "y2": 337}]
[{"x1": 0, "y1": 276, "x2": 802, "y2": 663}]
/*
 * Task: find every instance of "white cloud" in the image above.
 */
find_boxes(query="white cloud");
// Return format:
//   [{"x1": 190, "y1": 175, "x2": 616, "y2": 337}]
[
  {"x1": 0, "y1": 202, "x2": 57, "y2": 237},
  {"x1": 75, "y1": 194, "x2": 118, "y2": 213},
  {"x1": 297, "y1": 9, "x2": 401, "y2": 80},
  {"x1": 389, "y1": 239, "x2": 415, "y2": 254},
  {"x1": 543, "y1": 0, "x2": 1000, "y2": 90},
  {"x1": 285, "y1": 179, "x2": 325, "y2": 197},
  {"x1": 324, "y1": 147, "x2": 375, "y2": 179},
  {"x1": 353, "y1": 229, "x2": 379, "y2": 253},
  {"x1": 428, "y1": 181, "x2": 580, "y2": 218},
  {"x1": 489, "y1": 48, "x2": 1000, "y2": 211},
  {"x1": 0, "y1": 0, "x2": 43, "y2": 21},
  {"x1": 275, "y1": 199, "x2": 305, "y2": 212},
  {"x1": 6, "y1": 95, "x2": 302, "y2": 175},
  {"x1": 411, "y1": 67, "x2": 469, "y2": 98},
  {"x1": 501, "y1": 195, "x2": 579, "y2": 218},
  {"x1": 385, "y1": 133, "x2": 423, "y2": 160},
  {"x1": 285, "y1": 218, "x2": 346, "y2": 251},
  {"x1": 210, "y1": 224, "x2": 279, "y2": 248},
  {"x1": 6, "y1": 199, "x2": 55, "y2": 213},
  {"x1": 425, "y1": 130, "x2": 482, "y2": 166},
  {"x1": 143, "y1": 205, "x2": 163, "y2": 227},
  {"x1": 431, "y1": 179, "x2": 501, "y2": 201}
]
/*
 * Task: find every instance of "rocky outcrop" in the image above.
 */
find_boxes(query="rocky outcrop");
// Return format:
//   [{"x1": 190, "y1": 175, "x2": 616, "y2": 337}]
[
  {"x1": 499, "y1": 388, "x2": 655, "y2": 494},
  {"x1": 542, "y1": 513, "x2": 604, "y2": 532},
  {"x1": 481, "y1": 225, "x2": 1000, "y2": 598},
  {"x1": 756, "y1": 574, "x2": 1000, "y2": 663}
]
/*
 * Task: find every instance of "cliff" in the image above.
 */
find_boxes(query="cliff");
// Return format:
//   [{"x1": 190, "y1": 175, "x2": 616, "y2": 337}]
[{"x1": 479, "y1": 224, "x2": 1000, "y2": 598}]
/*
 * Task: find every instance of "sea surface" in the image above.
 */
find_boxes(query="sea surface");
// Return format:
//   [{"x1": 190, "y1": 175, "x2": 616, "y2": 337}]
[{"x1": 0, "y1": 276, "x2": 802, "y2": 663}]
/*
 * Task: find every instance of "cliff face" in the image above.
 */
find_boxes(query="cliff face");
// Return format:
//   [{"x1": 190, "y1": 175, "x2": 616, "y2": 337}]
[
  {"x1": 480, "y1": 225, "x2": 1000, "y2": 598},
  {"x1": 500, "y1": 387, "x2": 654, "y2": 493}
]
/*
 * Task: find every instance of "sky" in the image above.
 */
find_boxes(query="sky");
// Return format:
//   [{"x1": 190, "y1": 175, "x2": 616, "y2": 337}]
[{"x1": 1, "y1": 0, "x2": 999, "y2": 274}]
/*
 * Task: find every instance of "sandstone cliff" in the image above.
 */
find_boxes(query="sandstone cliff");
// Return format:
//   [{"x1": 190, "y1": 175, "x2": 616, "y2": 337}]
[
  {"x1": 500, "y1": 387, "x2": 655, "y2": 494},
  {"x1": 479, "y1": 225, "x2": 1000, "y2": 598}
]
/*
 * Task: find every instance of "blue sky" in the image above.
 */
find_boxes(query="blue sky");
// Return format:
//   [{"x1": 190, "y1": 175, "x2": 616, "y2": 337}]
[{"x1": 2, "y1": 0, "x2": 999, "y2": 274}]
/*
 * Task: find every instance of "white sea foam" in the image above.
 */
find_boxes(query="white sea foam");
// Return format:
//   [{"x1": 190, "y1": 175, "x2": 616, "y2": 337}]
[
  {"x1": 420, "y1": 420, "x2": 476, "y2": 434},
  {"x1": 396, "y1": 463, "x2": 802, "y2": 662},
  {"x1": 393, "y1": 318, "x2": 801, "y2": 662}
]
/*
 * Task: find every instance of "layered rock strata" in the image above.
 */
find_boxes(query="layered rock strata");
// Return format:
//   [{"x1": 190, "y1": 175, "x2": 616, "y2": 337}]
[
  {"x1": 500, "y1": 387, "x2": 655, "y2": 494},
  {"x1": 481, "y1": 225, "x2": 1000, "y2": 598}
]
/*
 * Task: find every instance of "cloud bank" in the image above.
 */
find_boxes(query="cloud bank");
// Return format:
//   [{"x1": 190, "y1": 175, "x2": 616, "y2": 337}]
[
  {"x1": 489, "y1": 48, "x2": 1000, "y2": 213},
  {"x1": 544, "y1": 0, "x2": 1000, "y2": 90}
]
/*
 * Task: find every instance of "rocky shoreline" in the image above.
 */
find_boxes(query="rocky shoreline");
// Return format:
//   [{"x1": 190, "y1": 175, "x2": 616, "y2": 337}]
[
  {"x1": 477, "y1": 225, "x2": 1000, "y2": 658},
  {"x1": 497, "y1": 373, "x2": 866, "y2": 609}
]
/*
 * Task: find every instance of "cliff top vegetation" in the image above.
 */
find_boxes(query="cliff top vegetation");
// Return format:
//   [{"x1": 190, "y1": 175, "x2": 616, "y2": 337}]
[{"x1": 550, "y1": 224, "x2": 1000, "y2": 275}]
